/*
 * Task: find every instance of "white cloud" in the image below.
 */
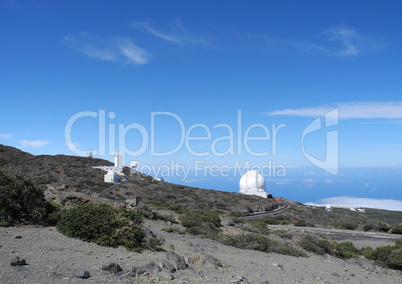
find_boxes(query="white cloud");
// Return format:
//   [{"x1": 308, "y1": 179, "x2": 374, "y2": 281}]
[
  {"x1": 64, "y1": 33, "x2": 150, "y2": 65},
  {"x1": 263, "y1": 27, "x2": 381, "y2": 58},
  {"x1": 267, "y1": 102, "x2": 402, "y2": 120},
  {"x1": 306, "y1": 196, "x2": 402, "y2": 211},
  {"x1": 0, "y1": 134, "x2": 12, "y2": 140},
  {"x1": 131, "y1": 19, "x2": 210, "y2": 47},
  {"x1": 117, "y1": 40, "x2": 150, "y2": 65},
  {"x1": 20, "y1": 140, "x2": 50, "y2": 148}
]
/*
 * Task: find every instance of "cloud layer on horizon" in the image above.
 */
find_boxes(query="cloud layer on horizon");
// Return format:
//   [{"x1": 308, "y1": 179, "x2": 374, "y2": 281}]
[
  {"x1": 20, "y1": 140, "x2": 50, "y2": 148},
  {"x1": 306, "y1": 196, "x2": 402, "y2": 211},
  {"x1": 267, "y1": 102, "x2": 402, "y2": 120}
]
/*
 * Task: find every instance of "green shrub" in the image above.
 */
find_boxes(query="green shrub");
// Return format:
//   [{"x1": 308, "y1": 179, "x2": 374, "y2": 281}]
[
  {"x1": 0, "y1": 170, "x2": 58, "y2": 225},
  {"x1": 259, "y1": 215, "x2": 291, "y2": 225},
  {"x1": 390, "y1": 226, "x2": 402, "y2": 235},
  {"x1": 180, "y1": 209, "x2": 221, "y2": 236},
  {"x1": 378, "y1": 222, "x2": 391, "y2": 233},
  {"x1": 365, "y1": 245, "x2": 395, "y2": 264},
  {"x1": 335, "y1": 222, "x2": 358, "y2": 230},
  {"x1": 299, "y1": 234, "x2": 359, "y2": 259},
  {"x1": 57, "y1": 203, "x2": 146, "y2": 251},
  {"x1": 247, "y1": 220, "x2": 271, "y2": 235},
  {"x1": 299, "y1": 234, "x2": 333, "y2": 255},
  {"x1": 294, "y1": 219, "x2": 309, "y2": 227},
  {"x1": 215, "y1": 233, "x2": 306, "y2": 257},
  {"x1": 231, "y1": 217, "x2": 245, "y2": 224},
  {"x1": 146, "y1": 201, "x2": 187, "y2": 214},
  {"x1": 335, "y1": 242, "x2": 360, "y2": 259},
  {"x1": 161, "y1": 227, "x2": 183, "y2": 234},
  {"x1": 387, "y1": 249, "x2": 402, "y2": 270},
  {"x1": 271, "y1": 229, "x2": 293, "y2": 239},
  {"x1": 396, "y1": 238, "x2": 402, "y2": 247}
]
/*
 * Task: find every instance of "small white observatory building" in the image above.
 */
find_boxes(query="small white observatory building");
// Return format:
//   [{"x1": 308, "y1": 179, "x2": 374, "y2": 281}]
[
  {"x1": 239, "y1": 170, "x2": 267, "y2": 198},
  {"x1": 155, "y1": 177, "x2": 164, "y2": 182},
  {"x1": 104, "y1": 171, "x2": 120, "y2": 183}
]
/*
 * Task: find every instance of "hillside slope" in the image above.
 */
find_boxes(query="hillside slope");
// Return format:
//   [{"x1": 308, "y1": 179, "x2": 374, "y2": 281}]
[{"x1": 1, "y1": 144, "x2": 401, "y2": 229}]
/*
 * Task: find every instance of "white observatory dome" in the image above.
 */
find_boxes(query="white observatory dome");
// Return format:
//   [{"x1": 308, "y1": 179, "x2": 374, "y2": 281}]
[
  {"x1": 239, "y1": 170, "x2": 267, "y2": 198},
  {"x1": 87, "y1": 151, "x2": 93, "y2": 158},
  {"x1": 155, "y1": 177, "x2": 164, "y2": 182},
  {"x1": 130, "y1": 161, "x2": 139, "y2": 168}
]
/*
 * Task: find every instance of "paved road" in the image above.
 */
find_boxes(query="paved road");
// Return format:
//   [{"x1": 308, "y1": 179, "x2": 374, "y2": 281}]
[
  {"x1": 269, "y1": 224, "x2": 401, "y2": 248},
  {"x1": 239, "y1": 201, "x2": 293, "y2": 220}
]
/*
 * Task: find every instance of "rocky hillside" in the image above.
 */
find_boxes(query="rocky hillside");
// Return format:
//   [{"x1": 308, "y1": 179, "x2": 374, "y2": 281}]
[
  {"x1": 0, "y1": 145, "x2": 285, "y2": 215},
  {"x1": 1, "y1": 144, "x2": 401, "y2": 229}
]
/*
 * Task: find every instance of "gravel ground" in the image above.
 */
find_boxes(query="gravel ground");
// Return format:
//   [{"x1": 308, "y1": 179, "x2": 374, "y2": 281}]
[{"x1": 1, "y1": 220, "x2": 401, "y2": 284}]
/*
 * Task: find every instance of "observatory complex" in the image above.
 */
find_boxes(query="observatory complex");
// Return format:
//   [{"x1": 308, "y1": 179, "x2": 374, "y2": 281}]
[
  {"x1": 93, "y1": 150, "x2": 124, "y2": 183},
  {"x1": 239, "y1": 170, "x2": 267, "y2": 198}
]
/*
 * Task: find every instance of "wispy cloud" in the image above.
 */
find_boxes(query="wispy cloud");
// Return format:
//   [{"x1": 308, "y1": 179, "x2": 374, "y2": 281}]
[
  {"x1": 306, "y1": 196, "x2": 402, "y2": 211},
  {"x1": 0, "y1": 134, "x2": 12, "y2": 140},
  {"x1": 20, "y1": 140, "x2": 50, "y2": 148},
  {"x1": 131, "y1": 19, "x2": 210, "y2": 47},
  {"x1": 64, "y1": 33, "x2": 150, "y2": 65},
  {"x1": 263, "y1": 27, "x2": 381, "y2": 58},
  {"x1": 267, "y1": 102, "x2": 402, "y2": 120},
  {"x1": 116, "y1": 40, "x2": 150, "y2": 65}
]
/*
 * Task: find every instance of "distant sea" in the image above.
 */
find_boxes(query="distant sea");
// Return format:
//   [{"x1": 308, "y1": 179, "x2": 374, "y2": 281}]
[{"x1": 165, "y1": 166, "x2": 402, "y2": 207}]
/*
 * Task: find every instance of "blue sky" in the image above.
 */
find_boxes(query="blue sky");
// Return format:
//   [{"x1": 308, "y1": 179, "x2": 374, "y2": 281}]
[{"x1": 1, "y1": 1, "x2": 402, "y2": 210}]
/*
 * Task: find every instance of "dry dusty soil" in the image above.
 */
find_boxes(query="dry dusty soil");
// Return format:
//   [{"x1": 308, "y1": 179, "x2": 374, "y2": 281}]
[{"x1": 1, "y1": 220, "x2": 402, "y2": 284}]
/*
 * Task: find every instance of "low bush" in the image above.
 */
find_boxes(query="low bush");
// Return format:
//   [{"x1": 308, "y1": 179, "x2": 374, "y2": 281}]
[
  {"x1": 231, "y1": 217, "x2": 246, "y2": 224},
  {"x1": 145, "y1": 201, "x2": 187, "y2": 214},
  {"x1": 387, "y1": 249, "x2": 402, "y2": 270},
  {"x1": 259, "y1": 215, "x2": 291, "y2": 225},
  {"x1": 389, "y1": 226, "x2": 402, "y2": 235},
  {"x1": 270, "y1": 229, "x2": 293, "y2": 239},
  {"x1": 247, "y1": 220, "x2": 271, "y2": 235},
  {"x1": 161, "y1": 227, "x2": 183, "y2": 234},
  {"x1": 364, "y1": 238, "x2": 402, "y2": 271},
  {"x1": 335, "y1": 222, "x2": 358, "y2": 230},
  {"x1": 294, "y1": 219, "x2": 311, "y2": 227},
  {"x1": 180, "y1": 209, "x2": 221, "y2": 236},
  {"x1": 365, "y1": 245, "x2": 396, "y2": 266},
  {"x1": 299, "y1": 234, "x2": 359, "y2": 259},
  {"x1": 57, "y1": 203, "x2": 146, "y2": 252},
  {"x1": 0, "y1": 170, "x2": 58, "y2": 226},
  {"x1": 215, "y1": 233, "x2": 307, "y2": 257}
]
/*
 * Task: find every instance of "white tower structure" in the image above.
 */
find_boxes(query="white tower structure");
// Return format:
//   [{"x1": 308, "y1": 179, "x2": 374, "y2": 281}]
[
  {"x1": 87, "y1": 151, "x2": 93, "y2": 158},
  {"x1": 114, "y1": 150, "x2": 123, "y2": 172},
  {"x1": 239, "y1": 170, "x2": 267, "y2": 198}
]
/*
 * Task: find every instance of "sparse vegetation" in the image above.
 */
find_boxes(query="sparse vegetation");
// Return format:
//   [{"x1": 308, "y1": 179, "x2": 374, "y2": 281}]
[
  {"x1": 145, "y1": 200, "x2": 187, "y2": 214},
  {"x1": 161, "y1": 227, "x2": 183, "y2": 234},
  {"x1": 180, "y1": 209, "x2": 221, "y2": 236},
  {"x1": 299, "y1": 234, "x2": 360, "y2": 259},
  {"x1": 364, "y1": 238, "x2": 402, "y2": 270},
  {"x1": 335, "y1": 222, "x2": 359, "y2": 230},
  {"x1": 214, "y1": 233, "x2": 307, "y2": 257}
]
